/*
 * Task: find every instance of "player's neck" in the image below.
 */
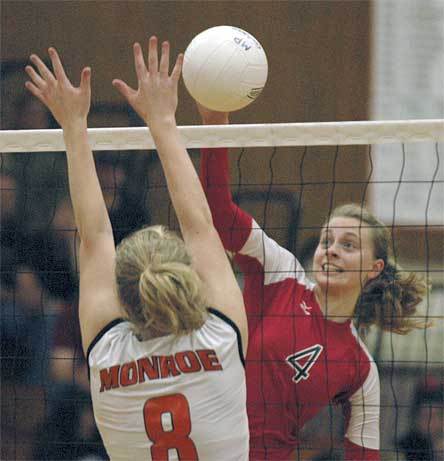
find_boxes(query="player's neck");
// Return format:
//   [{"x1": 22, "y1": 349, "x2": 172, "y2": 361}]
[
  {"x1": 136, "y1": 329, "x2": 170, "y2": 341},
  {"x1": 314, "y1": 285, "x2": 358, "y2": 323}
]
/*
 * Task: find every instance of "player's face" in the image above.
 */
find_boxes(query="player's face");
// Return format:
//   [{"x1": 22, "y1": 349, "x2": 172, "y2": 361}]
[{"x1": 312, "y1": 217, "x2": 383, "y2": 296}]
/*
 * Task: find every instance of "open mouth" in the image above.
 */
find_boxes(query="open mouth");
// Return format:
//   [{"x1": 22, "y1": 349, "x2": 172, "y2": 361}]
[{"x1": 322, "y1": 263, "x2": 343, "y2": 273}]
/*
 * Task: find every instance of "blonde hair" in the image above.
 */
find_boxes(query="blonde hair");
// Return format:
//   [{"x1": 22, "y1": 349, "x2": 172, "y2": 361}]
[
  {"x1": 115, "y1": 225, "x2": 207, "y2": 339},
  {"x1": 327, "y1": 204, "x2": 430, "y2": 335}
]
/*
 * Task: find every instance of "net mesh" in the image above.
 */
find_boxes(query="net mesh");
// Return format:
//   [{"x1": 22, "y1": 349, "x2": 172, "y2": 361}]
[{"x1": 1, "y1": 122, "x2": 443, "y2": 460}]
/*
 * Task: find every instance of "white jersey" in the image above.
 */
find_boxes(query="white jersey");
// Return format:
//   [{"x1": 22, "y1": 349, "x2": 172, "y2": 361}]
[{"x1": 88, "y1": 309, "x2": 249, "y2": 461}]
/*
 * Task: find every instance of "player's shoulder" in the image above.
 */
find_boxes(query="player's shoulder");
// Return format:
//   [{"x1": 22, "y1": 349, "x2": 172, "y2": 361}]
[
  {"x1": 348, "y1": 323, "x2": 377, "y2": 360},
  {"x1": 348, "y1": 323, "x2": 380, "y2": 386},
  {"x1": 87, "y1": 318, "x2": 130, "y2": 367},
  {"x1": 87, "y1": 309, "x2": 244, "y2": 368},
  {"x1": 203, "y1": 308, "x2": 246, "y2": 365},
  {"x1": 206, "y1": 307, "x2": 243, "y2": 339}
]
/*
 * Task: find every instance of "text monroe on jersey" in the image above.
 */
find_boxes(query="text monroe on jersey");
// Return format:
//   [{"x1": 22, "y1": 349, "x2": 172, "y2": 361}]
[{"x1": 99, "y1": 349, "x2": 223, "y2": 392}]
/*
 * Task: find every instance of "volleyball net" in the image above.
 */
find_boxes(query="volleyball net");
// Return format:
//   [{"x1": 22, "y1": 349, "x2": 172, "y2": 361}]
[
  {"x1": 2, "y1": 119, "x2": 443, "y2": 151},
  {"x1": 1, "y1": 120, "x2": 443, "y2": 460}
]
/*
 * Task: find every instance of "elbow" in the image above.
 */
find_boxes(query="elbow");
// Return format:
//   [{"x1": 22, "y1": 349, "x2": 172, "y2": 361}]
[
  {"x1": 76, "y1": 211, "x2": 114, "y2": 245},
  {"x1": 181, "y1": 211, "x2": 220, "y2": 245},
  {"x1": 184, "y1": 208, "x2": 215, "y2": 235},
  {"x1": 79, "y1": 227, "x2": 114, "y2": 249},
  {"x1": 202, "y1": 206, "x2": 215, "y2": 228}
]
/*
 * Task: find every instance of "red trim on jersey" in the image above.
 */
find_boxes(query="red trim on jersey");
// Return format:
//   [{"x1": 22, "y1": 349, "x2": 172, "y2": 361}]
[{"x1": 344, "y1": 438, "x2": 380, "y2": 460}]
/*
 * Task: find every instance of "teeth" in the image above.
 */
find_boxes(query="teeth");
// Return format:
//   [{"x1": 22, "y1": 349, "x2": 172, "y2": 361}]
[{"x1": 322, "y1": 264, "x2": 342, "y2": 272}]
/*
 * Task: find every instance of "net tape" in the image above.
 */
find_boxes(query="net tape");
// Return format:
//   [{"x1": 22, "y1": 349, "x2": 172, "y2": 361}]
[{"x1": 1, "y1": 119, "x2": 443, "y2": 152}]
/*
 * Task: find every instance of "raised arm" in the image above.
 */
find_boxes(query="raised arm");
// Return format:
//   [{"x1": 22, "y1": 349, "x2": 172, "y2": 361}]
[
  {"x1": 198, "y1": 105, "x2": 252, "y2": 253},
  {"x1": 112, "y1": 38, "x2": 247, "y2": 350},
  {"x1": 198, "y1": 106, "x2": 308, "y2": 315},
  {"x1": 25, "y1": 49, "x2": 121, "y2": 355}
]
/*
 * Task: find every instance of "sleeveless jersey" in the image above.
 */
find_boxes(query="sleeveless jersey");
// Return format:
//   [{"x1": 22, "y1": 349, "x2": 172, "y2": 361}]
[
  {"x1": 201, "y1": 148, "x2": 381, "y2": 461},
  {"x1": 88, "y1": 309, "x2": 249, "y2": 461}
]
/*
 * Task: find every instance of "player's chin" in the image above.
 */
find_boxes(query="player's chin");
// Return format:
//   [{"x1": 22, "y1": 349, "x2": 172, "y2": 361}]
[
  {"x1": 315, "y1": 272, "x2": 347, "y2": 291},
  {"x1": 315, "y1": 267, "x2": 344, "y2": 281}
]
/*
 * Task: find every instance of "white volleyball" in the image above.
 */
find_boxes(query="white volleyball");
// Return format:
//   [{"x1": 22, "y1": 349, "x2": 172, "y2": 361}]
[{"x1": 182, "y1": 26, "x2": 268, "y2": 112}]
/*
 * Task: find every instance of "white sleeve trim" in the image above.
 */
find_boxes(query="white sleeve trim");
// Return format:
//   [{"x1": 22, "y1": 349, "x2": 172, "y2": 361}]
[
  {"x1": 239, "y1": 219, "x2": 312, "y2": 287},
  {"x1": 345, "y1": 360, "x2": 380, "y2": 450}
]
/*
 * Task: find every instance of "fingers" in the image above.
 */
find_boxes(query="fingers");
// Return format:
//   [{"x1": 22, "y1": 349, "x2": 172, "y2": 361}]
[
  {"x1": 29, "y1": 53, "x2": 56, "y2": 84},
  {"x1": 159, "y1": 41, "x2": 170, "y2": 78},
  {"x1": 171, "y1": 53, "x2": 184, "y2": 82},
  {"x1": 24, "y1": 81, "x2": 44, "y2": 103},
  {"x1": 25, "y1": 64, "x2": 46, "y2": 89},
  {"x1": 147, "y1": 37, "x2": 181, "y2": 80},
  {"x1": 118, "y1": 37, "x2": 180, "y2": 104},
  {"x1": 148, "y1": 36, "x2": 158, "y2": 75},
  {"x1": 48, "y1": 47, "x2": 68, "y2": 83},
  {"x1": 112, "y1": 79, "x2": 136, "y2": 101},
  {"x1": 133, "y1": 42, "x2": 147, "y2": 82},
  {"x1": 80, "y1": 67, "x2": 91, "y2": 91},
  {"x1": 28, "y1": 48, "x2": 86, "y2": 91}
]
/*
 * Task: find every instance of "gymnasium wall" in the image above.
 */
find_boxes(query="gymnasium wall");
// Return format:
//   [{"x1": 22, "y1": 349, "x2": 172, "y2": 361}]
[
  {"x1": 1, "y1": 0, "x2": 371, "y2": 247},
  {"x1": 2, "y1": 3, "x2": 442, "y2": 459}
]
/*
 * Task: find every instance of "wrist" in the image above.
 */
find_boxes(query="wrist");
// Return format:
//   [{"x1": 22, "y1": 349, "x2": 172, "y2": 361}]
[
  {"x1": 62, "y1": 117, "x2": 88, "y2": 133},
  {"x1": 148, "y1": 116, "x2": 177, "y2": 133},
  {"x1": 62, "y1": 119, "x2": 89, "y2": 147}
]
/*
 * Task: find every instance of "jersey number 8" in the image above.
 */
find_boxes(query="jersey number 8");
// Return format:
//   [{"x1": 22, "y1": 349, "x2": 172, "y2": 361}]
[{"x1": 144, "y1": 393, "x2": 198, "y2": 460}]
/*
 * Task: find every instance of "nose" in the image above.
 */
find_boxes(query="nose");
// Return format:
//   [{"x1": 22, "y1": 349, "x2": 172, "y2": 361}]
[{"x1": 325, "y1": 242, "x2": 339, "y2": 258}]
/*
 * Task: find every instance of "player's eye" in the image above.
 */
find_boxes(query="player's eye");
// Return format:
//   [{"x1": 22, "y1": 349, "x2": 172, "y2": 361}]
[
  {"x1": 320, "y1": 238, "x2": 331, "y2": 248},
  {"x1": 341, "y1": 241, "x2": 355, "y2": 250}
]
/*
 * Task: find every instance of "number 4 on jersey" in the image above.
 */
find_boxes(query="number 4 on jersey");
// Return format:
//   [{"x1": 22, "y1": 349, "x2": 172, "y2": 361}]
[{"x1": 286, "y1": 344, "x2": 323, "y2": 383}]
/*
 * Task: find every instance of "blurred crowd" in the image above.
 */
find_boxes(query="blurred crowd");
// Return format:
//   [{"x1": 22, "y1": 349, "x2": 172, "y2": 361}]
[
  {"x1": 1, "y1": 97, "x2": 443, "y2": 461},
  {"x1": 1, "y1": 96, "x2": 149, "y2": 460}
]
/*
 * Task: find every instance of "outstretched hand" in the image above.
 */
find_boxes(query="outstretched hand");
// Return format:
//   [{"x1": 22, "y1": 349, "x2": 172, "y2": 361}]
[
  {"x1": 113, "y1": 37, "x2": 183, "y2": 127},
  {"x1": 25, "y1": 48, "x2": 91, "y2": 129}
]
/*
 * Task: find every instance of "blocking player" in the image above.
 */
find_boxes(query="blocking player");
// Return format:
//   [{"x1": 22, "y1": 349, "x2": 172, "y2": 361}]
[{"x1": 25, "y1": 38, "x2": 249, "y2": 460}]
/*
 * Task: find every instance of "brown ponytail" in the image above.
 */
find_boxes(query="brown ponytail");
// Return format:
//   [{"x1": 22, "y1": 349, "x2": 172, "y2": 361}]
[{"x1": 355, "y1": 260, "x2": 430, "y2": 334}]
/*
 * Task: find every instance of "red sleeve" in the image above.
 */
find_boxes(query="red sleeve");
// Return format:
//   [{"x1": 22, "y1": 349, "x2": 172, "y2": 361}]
[
  {"x1": 200, "y1": 147, "x2": 252, "y2": 252},
  {"x1": 344, "y1": 439, "x2": 380, "y2": 460}
]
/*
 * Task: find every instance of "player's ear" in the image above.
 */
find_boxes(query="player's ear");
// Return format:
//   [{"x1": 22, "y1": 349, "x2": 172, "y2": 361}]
[{"x1": 367, "y1": 259, "x2": 384, "y2": 282}]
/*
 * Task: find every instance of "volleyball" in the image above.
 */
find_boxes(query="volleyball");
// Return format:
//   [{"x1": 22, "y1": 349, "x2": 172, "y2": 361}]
[{"x1": 182, "y1": 26, "x2": 268, "y2": 112}]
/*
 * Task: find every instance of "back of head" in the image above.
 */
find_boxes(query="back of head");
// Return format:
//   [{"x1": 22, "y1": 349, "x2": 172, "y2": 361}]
[
  {"x1": 115, "y1": 225, "x2": 207, "y2": 339},
  {"x1": 328, "y1": 204, "x2": 430, "y2": 334}
]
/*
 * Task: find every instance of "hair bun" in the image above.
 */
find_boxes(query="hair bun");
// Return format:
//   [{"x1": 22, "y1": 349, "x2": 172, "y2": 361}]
[
  {"x1": 115, "y1": 225, "x2": 207, "y2": 338},
  {"x1": 138, "y1": 260, "x2": 205, "y2": 336}
]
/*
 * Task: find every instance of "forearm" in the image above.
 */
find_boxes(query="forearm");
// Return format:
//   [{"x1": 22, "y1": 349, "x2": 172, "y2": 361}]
[
  {"x1": 63, "y1": 121, "x2": 112, "y2": 242},
  {"x1": 150, "y1": 120, "x2": 213, "y2": 236},
  {"x1": 200, "y1": 147, "x2": 233, "y2": 210},
  {"x1": 199, "y1": 110, "x2": 233, "y2": 218},
  {"x1": 200, "y1": 147, "x2": 252, "y2": 252}
]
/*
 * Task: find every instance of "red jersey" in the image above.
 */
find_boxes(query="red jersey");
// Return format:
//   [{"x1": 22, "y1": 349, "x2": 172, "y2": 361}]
[{"x1": 201, "y1": 148, "x2": 380, "y2": 460}]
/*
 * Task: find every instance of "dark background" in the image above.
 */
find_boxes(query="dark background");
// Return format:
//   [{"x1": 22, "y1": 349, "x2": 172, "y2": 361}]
[{"x1": 1, "y1": 1, "x2": 442, "y2": 460}]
